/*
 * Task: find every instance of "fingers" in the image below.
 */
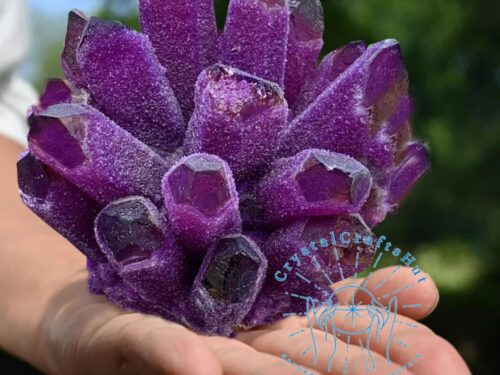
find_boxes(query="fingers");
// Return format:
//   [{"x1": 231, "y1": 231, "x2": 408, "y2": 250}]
[
  {"x1": 308, "y1": 301, "x2": 433, "y2": 366},
  {"x1": 395, "y1": 333, "x2": 471, "y2": 375},
  {"x1": 305, "y1": 301, "x2": 470, "y2": 374},
  {"x1": 334, "y1": 266, "x2": 439, "y2": 320},
  {"x1": 205, "y1": 336, "x2": 320, "y2": 375},
  {"x1": 237, "y1": 327, "x2": 402, "y2": 374},
  {"x1": 83, "y1": 313, "x2": 222, "y2": 375}
]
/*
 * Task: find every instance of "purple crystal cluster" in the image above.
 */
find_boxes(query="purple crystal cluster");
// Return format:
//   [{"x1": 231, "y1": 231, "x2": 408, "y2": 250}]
[{"x1": 17, "y1": 0, "x2": 430, "y2": 336}]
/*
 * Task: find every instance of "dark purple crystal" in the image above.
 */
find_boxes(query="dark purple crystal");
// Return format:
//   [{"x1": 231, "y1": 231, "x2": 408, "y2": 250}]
[
  {"x1": 17, "y1": 150, "x2": 104, "y2": 262},
  {"x1": 188, "y1": 234, "x2": 267, "y2": 336}
]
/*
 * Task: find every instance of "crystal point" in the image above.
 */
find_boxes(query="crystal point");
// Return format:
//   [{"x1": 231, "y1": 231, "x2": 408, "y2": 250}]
[
  {"x1": 279, "y1": 40, "x2": 405, "y2": 160},
  {"x1": 257, "y1": 149, "x2": 372, "y2": 226},
  {"x1": 189, "y1": 234, "x2": 267, "y2": 335},
  {"x1": 28, "y1": 104, "x2": 169, "y2": 205},
  {"x1": 163, "y1": 154, "x2": 241, "y2": 256},
  {"x1": 95, "y1": 197, "x2": 164, "y2": 264},
  {"x1": 139, "y1": 0, "x2": 218, "y2": 120},
  {"x1": 76, "y1": 17, "x2": 185, "y2": 155},
  {"x1": 95, "y1": 196, "x2": 189, "y2": 302},
  {"x1": 293, "y1": 41, "x2": 366, "y2": 116},
  {"x1": 220, "y1": 0, "x2": 289, "y2": 86},
  {"x1": 18, "y1": 151, "x2": 104, "y2": 262},
  {"x1": 185, "y1": 65, "x2": 288, "y2": 180},
  {"x1": 284, "y1": 0, "x2": 324, "y2": 106},
  {"x1": 39, "y1": 79, "x2": 73, "y2": 109},
  {"x1": 61, "y1": 9, "x2": 89, "y2": 87}
]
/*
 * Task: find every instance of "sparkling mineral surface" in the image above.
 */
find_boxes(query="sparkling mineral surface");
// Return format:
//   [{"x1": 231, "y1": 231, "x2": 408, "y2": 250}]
[
  {"x1": 256, "y1": 149, "x2": 372, "y2": 226},
  {"x1": 189, "y1": 234, "x2": 267, "y2": 335},
  {"x1": 162, "y1": 153, "x2": 241, "y2": 257},
  {"x1": 19, "y1": 1, "x2": 430, "y2": 336}
]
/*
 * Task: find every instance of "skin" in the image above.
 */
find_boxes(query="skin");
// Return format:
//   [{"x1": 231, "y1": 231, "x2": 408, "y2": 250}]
[{"x1": 0, "y1": 136, "x2": 470, "y2": 374}]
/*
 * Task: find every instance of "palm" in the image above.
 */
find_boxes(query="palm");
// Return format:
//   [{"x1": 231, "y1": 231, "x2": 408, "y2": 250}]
[
  {"x1": 42, "y1": 267, "x2": 469, "y2": 375},
  {"x1": 41, "y1": 268, "x2": 307, "y2": 374}
]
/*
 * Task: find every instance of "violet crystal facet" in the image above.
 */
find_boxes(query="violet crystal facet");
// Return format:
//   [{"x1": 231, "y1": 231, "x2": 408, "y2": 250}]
[
  {"x1": 95, "y1": 196, "x2": 188, "y2": 305},
  {"x1": 18, "y1": 2, "x2": 430, "y2": 336},
  {"x1": 162, "y1": 153, "x2": 241, "y2": 257},
  {"x1": 189, "y1": 234, "x2": 267, "y2": 336},
  {"x1": 185, "y1": 64, "x2": 288, "y2": 180},
  {"x1": 220, "y1": 0, "x2": 290, "y2": 86},
  {"x1": 256, "y1": 149, "x2": 372, "y2": 226}
]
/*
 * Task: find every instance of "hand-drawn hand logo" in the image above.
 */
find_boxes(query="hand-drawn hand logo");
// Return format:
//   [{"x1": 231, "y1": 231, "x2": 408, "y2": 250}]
[{"x1": 306, "y1": 284, "x2": 398, "y2": 373}]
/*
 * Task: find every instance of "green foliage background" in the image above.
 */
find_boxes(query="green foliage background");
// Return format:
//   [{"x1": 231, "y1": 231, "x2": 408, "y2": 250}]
[{"x1": 24, "y1": 0, "x2": 500, "y2": 373}]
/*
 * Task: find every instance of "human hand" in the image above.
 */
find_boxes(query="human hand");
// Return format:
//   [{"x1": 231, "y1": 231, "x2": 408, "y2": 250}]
[
  {"x1": 38, "y1": 268, "x2": 319, "y2": 375},
  {"x1": 237, "y1": 266, "x2": 471, "y2": 374},
  {"x1": 39, "y1": 266, "x2": 470, "y2": 375}
]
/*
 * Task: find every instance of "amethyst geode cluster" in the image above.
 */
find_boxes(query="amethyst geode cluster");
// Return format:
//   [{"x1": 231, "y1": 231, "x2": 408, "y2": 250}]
[{"x1": 17, "y1": 0, "x2": 430, "y2": 336}]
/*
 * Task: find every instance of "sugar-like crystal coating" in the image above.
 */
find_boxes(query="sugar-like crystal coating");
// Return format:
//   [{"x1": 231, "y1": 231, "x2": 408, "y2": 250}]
[
  {"x1": 28, "y1": 104, "x2": 169, "y2": 205},
  {"x1": 18, "y1": 150, "x2": 104, "y2": 262},
  {"x1": 220, "y1": 0, "x2": 289, "y2": 86},
  {"x1": 185, "y1": 64, "x2": 288, "y2": 180},
  {"x1": 94, "y1": 196, "x2": 189, "y2": 303},
  {"x1": 162, "y1": 153, "x2": 241, "y2": 257},
  {"x1": 293, "y1": 41, "x2": 366, "y2": 117},
  {"x1": 279, "y1": 40, "x2": 405, "y2": 160},
  {"x1": 284, "y1": 0, "x2": 324, "y2": 106},
  {"x1": 257, "y1": 149, "x2": 372, "y2": 226},
  {"x1": 19, "y1": 2, "x2": 431, "y2": 337},
  {"x1": 189, "y1": 234, "x2": 267, "y2": 335},
  {"x1": 245, "y1": 214, "x2": 374, "y2": 325},
  {"x1": 139, "y1": 0, "x2": 218, "y2": 121},
  {"x1": 388, "y1": 142, "x2": 430, "y2": 205},
  {"x1": 76, "y1": 17, "x2": 185, "y2": 156}
]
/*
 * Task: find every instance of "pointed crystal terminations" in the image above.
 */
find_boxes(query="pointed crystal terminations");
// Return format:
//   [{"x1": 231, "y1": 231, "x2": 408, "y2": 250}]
[
  {"x1": 162, "y1": 154, "x2": 241, "y2": 257},
  {"x1": 64, "y1": 13, "x2": 185, "y2": 155},
  {"x1": 38, "y1": 79, "x2": 90, "y2": 111},
  {"x1": 279, "y1": 39, "x2": 407, "y2": 160},
  {"x1": 185, "y1": 64, "x2": 288, "y2": 180},
  {"x1": 39, "y1": 79, "x2": 72, "y2": 109},
  {"x1": 18, "y1": 3, "x2": 431, "y2": 336},
  {"x1": 17, "y1": 150, "x2": 105, "y2": 262},
  {"x1": 360, "y1": 104, "x2": 428, "y2": 228},
  {"x1": 388, "y1": 142, "x2": 430, "y2": 205},
  {"x1": 139, "y1": 0, "x2": 219, "y2": 121},
  {"x1": 220, "y1": 0, "x2": 290, "y2": 86},
  {"x1": 293, "y1": 41, "x2": 366, "y2": 117},
  {"x1": 284, "y1": 0, "x2": 324, "y2": 107},
  {"x1": 28, "y1": 104, "x2": 169, "y2": 206},
  {"x1": 256, "y1": 149, "x2": 372, "y2": 226},
  {"x1": 61, "y1": 9, "x2": 89, "y2": 87},
  {"x1": 189, "y1": 234, "x2": 267, "y2": 336},
  {"x1": 95, "y1": 196, "x2": 189, "y2": 302},
  {"x1": 245, "y1": 215, "x2": 375, "y2": 325}
]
